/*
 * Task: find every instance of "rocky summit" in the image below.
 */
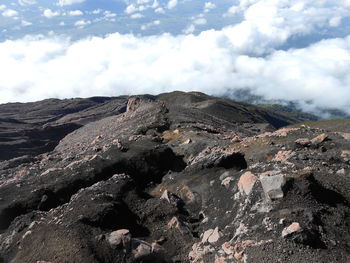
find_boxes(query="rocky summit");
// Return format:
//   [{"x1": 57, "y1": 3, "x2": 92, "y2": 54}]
[{"x1": 0, "y1": 91, "x2": 349, "y2": 263}]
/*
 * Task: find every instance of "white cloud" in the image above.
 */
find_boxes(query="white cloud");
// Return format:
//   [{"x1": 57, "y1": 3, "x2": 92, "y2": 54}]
[
  {"x1": 21, "y1": 20, "x2": 32, "y2": 26},
  {"x1": 2, "y1": 30, "x2": 350, "y2": 115},
  {"x1": 221, "y1": 0, "x2": 350, "y2": 55},
  {"x1": 18, "y1": 0, "x2": 36, "y2": 6},
  {"x1": 152, "y1": 0, "x2": 159, "y2": 8},
  {"x1": 137, "y1": 0, "x2": 151, "y2": 4},
  {"x1": 225, "y1": 5, "x2": 239, "y2": 16},
  {"x1": 329, "y1": 17, "x2": 342, "y2": 27},
  {"x1": 2, "y1": 9, "x2": 19, "y2": 18},
  {"x1": 131, "y1": 13, "x2": 144, "y2": 19},
  {"x1": 125, "y1": 4, "x2": 137, "y2": 14},
  {"x1": 125, "y1": 3, "x2": 149, "y2": 14},
  {"x1": 0, "y1": 5, "x2": 6, "y2": 11},
  {"x1": 104, "y1": 11, "x2": 116, "y2": 18},
  {"x1": 204, "y1": 2, "x2": 216, "y2": 12},
  {"x1": 141, "y1": 20, "x2": 161, "y2": 30},
  {"x1": 155, "y1": 7, "x2": 165, "y2": 14},
  {"x1": 194, "y1": 18, "x2": 207, "y2": 25},
  {"x1": 343, "y1": 0, "x2": 350, "y2": 6},
  {"x1": 68, "y1": 10, "x2": 83, "y2": 16},
  {"x1": 57, "y1": 0, "x2": 85, "y2": 6},
  {"x1": 183, "y1": 24, "x2": 195, "y2": 34},
  {"x1": 92, "y1": 9, "x2": 102, "y2": 15},
  {"x1": 1, "y1": 0, "x2": 350, "y2": 117},
  {"x1": 231, "y1": 37, "x2": 350, "y2": 113},
  {"x1": 74, "y1": 19, "x2": 91, "y2": 27},
  {"x1": 43, "y1": 9, "x2": 60, "y2": 18},
  {"x1": 167, "y1": 0, "x2": 178, "y2": 9},
  {"x1": 204, "y1": 2, "x2": 215, "y2": 9}
]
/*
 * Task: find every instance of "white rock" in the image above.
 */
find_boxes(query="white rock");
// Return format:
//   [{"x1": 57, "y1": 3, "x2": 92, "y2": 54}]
[
  {"x1": 208, "y1": 227, "x2": 223, "y2": 244},
  {"x1": 108, "y1": 229, "x2": 131, "y2": 248},
  {"x1": 282, "y1": 222, "x2": 302, "y2": 237},
  {"x1": 260, "y1": 175, "x2": 287, "y2": 200}
]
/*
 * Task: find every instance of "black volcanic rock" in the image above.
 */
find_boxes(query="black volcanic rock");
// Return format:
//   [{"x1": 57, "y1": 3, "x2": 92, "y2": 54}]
[
  {"x1": 0, "y1": 92, "x2": 349, "y2": 263},
  {"x1": 0, "y1": 97, "x2": 127, "y2": 161}
]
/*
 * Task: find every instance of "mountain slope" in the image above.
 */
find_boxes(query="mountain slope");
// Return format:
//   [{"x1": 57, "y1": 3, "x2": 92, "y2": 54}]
[
  {"x1": 0, "y1": 91, "x2": 316, "y2": 161},
  {"x1": 0, "y1": 92, "x2": 349, "y2": 263}
]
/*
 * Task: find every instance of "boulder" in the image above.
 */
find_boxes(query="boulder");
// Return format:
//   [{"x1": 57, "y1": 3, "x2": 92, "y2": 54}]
[
  {"x1": 108, "y1": 229, "x2": 132, "y2": 249},
  {"x1": 221, "y1": 177, "x2": 234, "y2": 189},
  {"x1": 310, "y1": 133, "x2": 328, "y2": 145},
  {"x1": 208, "y1": 227, "x2": 223, "y2": 244},
  {"x1": 272, "y1": 150, "x2": 295, "y2": 162},
  {"x1": 202, "y1": 227, "x2": 223, "y2": 244},
  {"x1": 282, "y1": 222, "x2": 302, "y2": 238},
  {"x1": 295, "y1": 138, "x2": 311, "y2": 147},
  {"x1": 238, "y1": 172, "x2": 257, "y2": 195},
  {"x1": 131, "y1": 239, "x2": 152, "y2": 259},
  {"x1": 260, "y1": 174, "x2": 287, "y2": 200},
  {"x1": 126, "y1": 97, "x2": 141, "y2": 112}
]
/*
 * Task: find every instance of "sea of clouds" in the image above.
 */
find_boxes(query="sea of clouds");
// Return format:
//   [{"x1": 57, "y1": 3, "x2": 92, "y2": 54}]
[{"x1": 1, "y1": 0, "x2": 350, "y2": 115}]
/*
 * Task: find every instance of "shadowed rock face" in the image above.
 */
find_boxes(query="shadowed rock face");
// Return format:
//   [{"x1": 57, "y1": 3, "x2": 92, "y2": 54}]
[{"x1": 0, "y1": 91, "x2": 349, "y2": 263}]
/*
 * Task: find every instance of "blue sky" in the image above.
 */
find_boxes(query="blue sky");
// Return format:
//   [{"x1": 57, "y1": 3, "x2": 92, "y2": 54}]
[
  {"x1": 1, "y1": 0, "x2": 350, "y2": 116},
  {"x1": 0, "y1": 0, "x2": 237, "y2": 39}
]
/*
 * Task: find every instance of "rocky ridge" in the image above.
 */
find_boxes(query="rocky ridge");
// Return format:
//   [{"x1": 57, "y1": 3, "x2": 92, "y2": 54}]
[{"x1": 0, "y1": 91, "x2": 349, "y2": 263}]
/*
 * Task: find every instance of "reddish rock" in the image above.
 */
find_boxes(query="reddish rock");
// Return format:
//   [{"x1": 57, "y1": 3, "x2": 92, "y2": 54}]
[
  {"x1": 234, "y1": 251, "x2": 244, "y2": 260},
  {"x1": 215, "y1": 256, "x2": 228, "y2": 263},
  {"x1": 282, "y1": 222, "x2": 302, "y2": 237},
  {"x1": 231, "y1": 135, "x2": 241, "y2": 142},
  {"x1": 273, "y1": 128, "x2": 299, "y2": 137},
  {"x1": 338, "y1": 132, "x2": 350, "y2": 140},
  {"x1": 222, "y1": 242, "x2": 235, "y2": 255},
  {"x1": 295, "y1": 138, "x2": 311, "y2": 147},
  {"x1": 221, "y1": 177, "x2": 234, "y2": 189},
  {"x1": 341, "y1": 150, "x2": 350, "y2": 161},
  {"x1": 126, "y1": 97, "x2": 141, "y2": 112},
  {"x1": 108, "y1": 229, "x2": 131, "y2": 248},
  {"x1": 168, "y1": 216, "x2": 191, "y2": 234},
  {"x1": 238, "y1": 172, "x2": 257, "y2": 195},
  {"x1": 182, "y1": 138, "x2": 192, "y2": 145},
  {"x1": 39, "y1": 168, "x2": 63, "y2": 177},
  {"x1": 208, "y1": 227, "x2": 223, "y2": 244},
  {"x1": 291, "y1": 167, "x2": 314, "y2": 179},
  {"x1": 202, "y1": 229, "x2": 214, "y2": 243},
  {"x1": 202, "y1": 227, "x2": 222, "y2": 244},
  {"x1": 131, "y1": 239, "x2": 152, "y2": 259},
  {"x1": 272, "y1": 150, "x2": 295, "y2": 162},
  {"x1": 179, "y1": 186, "x2": 196, "y2": 203},
  {"x1": 310, "y1": 133, "x2": 328, "y2": 145},
  {"x1": 189, "y1": 242, "x2": 215, "y2": 263}
]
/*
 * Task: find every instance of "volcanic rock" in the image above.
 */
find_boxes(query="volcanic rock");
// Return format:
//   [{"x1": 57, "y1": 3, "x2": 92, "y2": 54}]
[
  {"x1": 282, "y1": 222, "x2": 302, "y2": 238},
  {"x1": 238, "y1": 171, "x2": 257, "y2": 195},
  {"x1": 260, "y1": 174, "x2": 288, "y2": 200},
  {"x1": 0, "y1": 91, "x2": 350, "y2": 263}
]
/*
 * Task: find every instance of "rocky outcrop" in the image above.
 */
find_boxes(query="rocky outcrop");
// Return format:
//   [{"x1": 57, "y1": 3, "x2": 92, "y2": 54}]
[{"x1": 0, "y1": 92, "x2": 349, "y2": 263}]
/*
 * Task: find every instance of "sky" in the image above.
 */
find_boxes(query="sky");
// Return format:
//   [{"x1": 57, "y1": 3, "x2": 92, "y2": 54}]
[{"x1": 0, "y1": 0, "x2": 350, "y2": 116}]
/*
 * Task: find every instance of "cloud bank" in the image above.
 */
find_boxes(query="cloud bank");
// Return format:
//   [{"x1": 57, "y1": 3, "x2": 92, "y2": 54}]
[{"x1": 0, "y1": 0, "x2": 350, "y2": 116}]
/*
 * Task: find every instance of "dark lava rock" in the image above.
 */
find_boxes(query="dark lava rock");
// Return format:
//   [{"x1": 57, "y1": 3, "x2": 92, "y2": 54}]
[{"x1": 0, "y1": 91, "x2": 349, "y2": 263}]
